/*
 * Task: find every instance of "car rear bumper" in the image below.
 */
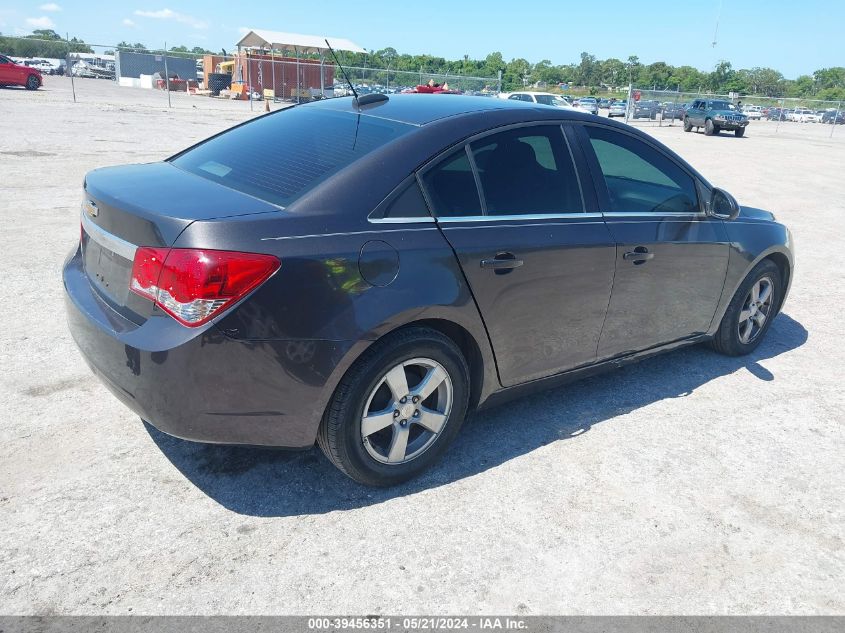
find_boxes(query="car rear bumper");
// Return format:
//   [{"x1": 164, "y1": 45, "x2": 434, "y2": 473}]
[{"x1": 63, "y1": 246, "x2": 351, "y2": 448}]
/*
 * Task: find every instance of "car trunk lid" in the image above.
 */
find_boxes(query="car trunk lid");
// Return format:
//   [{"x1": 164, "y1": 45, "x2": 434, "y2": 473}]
[{"x1": 81, "y1": 162, "x2": 279, "y2": 317}]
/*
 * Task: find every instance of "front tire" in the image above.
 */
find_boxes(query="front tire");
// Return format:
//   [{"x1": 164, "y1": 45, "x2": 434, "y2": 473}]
[
  {"x1": 25, "y1": 75, "x2": 39, "y2": 90},
  {"x1": 317, "y1": 327, "x2": 470, "y2": 486},
  {"x1": 704, "y1": 119, "x2": 716, "y2": 135},
  {"x1": 711, "y1": 260, "x2": 781, "y2": 356},
  {"x1": 735, "y1": 127, "x2": 745, "y2": 137}
]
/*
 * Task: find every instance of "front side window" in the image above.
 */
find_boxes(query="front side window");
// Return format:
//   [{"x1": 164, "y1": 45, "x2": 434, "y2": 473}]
[
  {"x1": 470, "y1": 126, "x2": 583, "y2": 215},
  {"x1": 586, "y1": 126, "x2": 699, "y2": 214}
]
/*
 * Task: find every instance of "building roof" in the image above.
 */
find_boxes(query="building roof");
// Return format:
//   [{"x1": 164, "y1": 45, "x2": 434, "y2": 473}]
[{"x1": 236, "y1": 29, "x2": 366, "y2": 54}]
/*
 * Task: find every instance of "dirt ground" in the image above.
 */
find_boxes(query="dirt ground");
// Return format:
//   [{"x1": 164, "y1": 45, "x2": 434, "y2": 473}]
[{"x1": 1, "y1": 77, "x2": 843, "y2": 615}]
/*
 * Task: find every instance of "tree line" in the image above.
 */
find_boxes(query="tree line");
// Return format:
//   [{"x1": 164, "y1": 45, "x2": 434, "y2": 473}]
[
  {"x1": 338, "y1": 49, "x2": 844, "y2": 101},
  {"x1": 2, "y1": 30, "x2": 843, "y2": 100},
  {"x1": 0, "y1": 30, "x2": 217, "y2": 59}
]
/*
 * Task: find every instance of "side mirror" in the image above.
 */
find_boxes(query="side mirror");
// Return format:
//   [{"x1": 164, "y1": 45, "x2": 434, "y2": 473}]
[{"x1": 707, "y1": 187, "x2": 740, "y2": 220}]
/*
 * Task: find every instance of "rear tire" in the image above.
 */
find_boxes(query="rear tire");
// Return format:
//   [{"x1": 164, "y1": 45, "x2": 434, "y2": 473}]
[
  {"x1": 735, "y1": 127, "x2": 745, "y2": 137},
  {"x1": 317, "y1": 327, "x2": 470, "y2": 486},
  {"x1": 710, "y1": 260, "x2": 781, "y2": 356},
  {"x1": 683, "y1": 117, "x2": 692, "y2": 132},
  {"x1": 704, "y1": 119, "x2": 716, "y2": 135},
  {"x1": 25, "y1": 75, "x2": 39, "y2": 90}
]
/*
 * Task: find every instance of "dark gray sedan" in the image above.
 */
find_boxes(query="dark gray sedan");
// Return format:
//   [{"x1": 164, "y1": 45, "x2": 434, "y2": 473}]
[{"x1": 64, "y1": 95, "x2": 794, "y2": 486}]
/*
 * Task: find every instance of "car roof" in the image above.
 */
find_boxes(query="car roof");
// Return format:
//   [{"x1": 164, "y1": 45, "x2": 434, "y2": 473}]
[{"x1": 310, "y1": 94, "x2": 563, "y2": 126}]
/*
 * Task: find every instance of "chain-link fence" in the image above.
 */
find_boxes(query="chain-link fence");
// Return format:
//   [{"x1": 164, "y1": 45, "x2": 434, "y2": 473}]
[
  {"x1": 618, "y1": 87, "x2": 842, "y2": 138},
  {"x1": 6, "y1": 34, "x2": 840, "y2": 139},
  {"x1": 1, "y1": 35, "x2": 499, "y2": 112}
]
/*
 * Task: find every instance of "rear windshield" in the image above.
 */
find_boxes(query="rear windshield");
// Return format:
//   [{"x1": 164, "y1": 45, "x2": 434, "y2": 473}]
[{"x1": 170, "y1": 107, "x2": 414, "y2": 207}]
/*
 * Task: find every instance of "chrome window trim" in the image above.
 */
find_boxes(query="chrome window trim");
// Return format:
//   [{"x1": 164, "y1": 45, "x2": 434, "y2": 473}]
[
  {"x1": 368, "y1": 216, "x2": 436, "y2": 224},
  {"x1": 437, "y1": 212, "x2": 603, "y2": 223},
  {"x1": 444, "y1": 221, "x2": 603, "y2": 231},
  {"x1": 602, "y1": 211, "x2": 707, "y2": 219},
  {"x1": 81, "y1": 211, "x2": 137, "y2": 260},
  {"x1": 262, "y1": 227, "x2": 437, "y2": 241}
]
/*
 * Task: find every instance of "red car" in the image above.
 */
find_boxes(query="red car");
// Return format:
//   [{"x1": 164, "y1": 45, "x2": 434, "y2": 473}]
[{"x1": 0, "y1": 54, "x2": 42, "y2": 90}]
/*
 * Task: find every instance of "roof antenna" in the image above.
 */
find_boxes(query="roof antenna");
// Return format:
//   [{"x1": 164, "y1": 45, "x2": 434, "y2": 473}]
[
  {"x1": 324, "y1": 39, "x2": 388, "y2": 108},
  {"x1": 712, "y1": 0, "x2": 722, "y2": 47},
  {"x1": 325, "y1": 39, "x2": 358, "y2": 101}
]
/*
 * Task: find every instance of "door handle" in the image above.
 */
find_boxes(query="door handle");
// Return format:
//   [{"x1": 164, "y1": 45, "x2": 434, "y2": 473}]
[
  {"x1": 480, "y1": 253, "x2": 524, "y2": 272},
  {"x1": 623, "y1": 247, "x2": 654, "y2": 263}
]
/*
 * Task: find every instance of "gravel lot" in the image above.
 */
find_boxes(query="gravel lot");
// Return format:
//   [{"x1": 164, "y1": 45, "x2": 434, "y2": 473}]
[{"x1": 1, "y1": 77, "x2": 843, "y2": 615}]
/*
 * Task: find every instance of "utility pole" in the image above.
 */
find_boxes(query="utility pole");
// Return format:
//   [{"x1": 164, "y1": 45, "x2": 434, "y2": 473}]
[
  {"x1": 66, "y1": 32, "x2": 76, "y2": 103},
  {"x1": 163, "y1": 41, "x2": 171, "y2": 108}
]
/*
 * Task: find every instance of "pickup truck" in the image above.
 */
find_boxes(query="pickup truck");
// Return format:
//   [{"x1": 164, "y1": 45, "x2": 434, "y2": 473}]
[{"x1": 684, "y1": 98, "x2": 749, "y2": 136}]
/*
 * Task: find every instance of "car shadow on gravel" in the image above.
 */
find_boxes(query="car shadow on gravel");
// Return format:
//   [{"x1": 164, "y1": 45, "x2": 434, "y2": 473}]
[{"x1": 146, "y1": 313, "x2": 807, "y2": 516}]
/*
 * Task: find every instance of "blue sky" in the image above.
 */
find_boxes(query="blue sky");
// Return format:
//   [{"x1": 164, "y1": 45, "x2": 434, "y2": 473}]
[{"x1": 1, "y1": 1, "x2": 842, "y2": 78}]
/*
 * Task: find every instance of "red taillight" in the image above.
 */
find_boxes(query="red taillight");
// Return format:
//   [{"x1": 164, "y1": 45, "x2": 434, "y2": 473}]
[{"x1": 130, "y1": 247, "x2": 280, "y2": 327}]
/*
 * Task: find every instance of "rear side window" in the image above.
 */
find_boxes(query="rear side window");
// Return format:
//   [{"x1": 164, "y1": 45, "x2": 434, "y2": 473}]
[
  {"x1": 586, "y1": 126, "x2": 699, "y2": 214},
  {"x1": 382, "y1": 179, "x2": 430, "y2": 219},
  {"x1": 170, "y1": 108, "x2": 414, "y2": 207},
  {"x1": 420, "y1": 149, "x2": 481, "y2": 217},
  {"x1": 470, "y1": 126, "x2": 583, "y2": 215}
]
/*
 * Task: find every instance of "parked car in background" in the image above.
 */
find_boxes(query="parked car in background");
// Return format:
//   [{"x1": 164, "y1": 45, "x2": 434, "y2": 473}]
[
  {"x1": 661, "y1": 102, "x2": 686, "y2": 120},
  {"x1": 822, "y1": 110, "x2": 845, "y2": 124},
  {"x1": 0, "y1": 54, "x2": 42, "y2": 89},
  {"x1": 788, "y1": 108, "x2": 821, "y2": 123},
  {"x1": 630, "y1": 100, "x2": 661, "y2": 119},
  {"x1": 608, "y1": 100, "x2": 627, "y2": 117},
  {"x1": 742, "y1": 105, "x2": 763, "y2": 120},
  {"x1": 575, "y1": 96, "x2": 599, "y2": 115},
  {"x1": 684, "y1": 99, "x2": 749, "y2": 136},
  {"x1": 767, "y1": 108, "x2": 788, "y2": 121},
  {"x1": 598, "y1": 98, "x2": 611, "y2": 108},
  {"x1": 64, "y1": 95, "x2": 793, "y2": 486},
  {"x1": 507, "y1": 91, "x2": 580, "y2": 111}
]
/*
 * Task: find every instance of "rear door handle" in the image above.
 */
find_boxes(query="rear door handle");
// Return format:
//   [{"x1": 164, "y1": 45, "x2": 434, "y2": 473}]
[
  {"x1": 480, "y1": 253, "x2": 524, "y2": 271},
  {"x1": 623, "y1": 247, "x2": 654, "y2": 263}
]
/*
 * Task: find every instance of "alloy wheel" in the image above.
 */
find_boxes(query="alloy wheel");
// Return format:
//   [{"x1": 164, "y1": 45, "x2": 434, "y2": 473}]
[
  {"x1": 360, "y1": 357, "x2": 453, "y2": 465},
  {"x1": 738, "y1": 276, "x2": 774, "y2": 344}
]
